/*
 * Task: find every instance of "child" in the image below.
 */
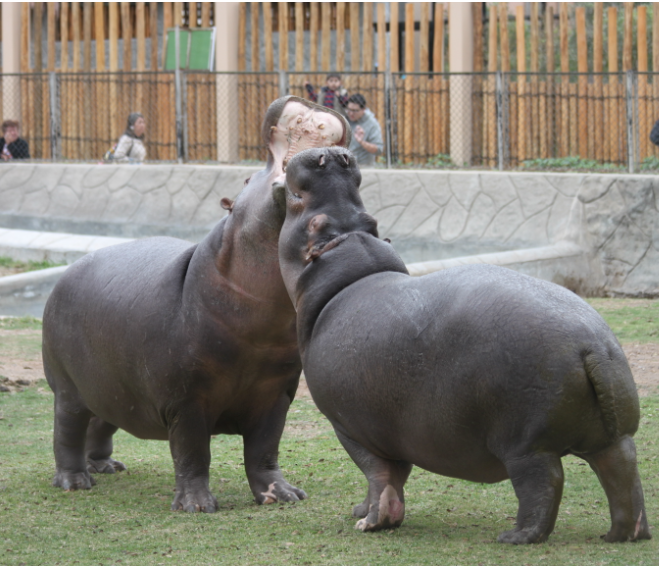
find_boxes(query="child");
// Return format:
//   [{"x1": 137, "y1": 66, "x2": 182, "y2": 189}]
[{"x1": 304, "y1": 73, "x2": 349, "y2": 116}]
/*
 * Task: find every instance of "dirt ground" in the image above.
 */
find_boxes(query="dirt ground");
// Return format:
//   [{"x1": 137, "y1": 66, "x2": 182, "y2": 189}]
[{"x1": 0, "y1": 331, "x2": 657, "y2": 397}]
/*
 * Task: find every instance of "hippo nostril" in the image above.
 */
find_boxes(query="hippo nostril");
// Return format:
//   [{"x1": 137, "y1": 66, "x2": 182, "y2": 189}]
[
  {"x1": 319, "y1": 154, "x2": 326, "y2": 167},
  {"x1": 342, "y1": 153, "x2": 350, "y2": 166}
]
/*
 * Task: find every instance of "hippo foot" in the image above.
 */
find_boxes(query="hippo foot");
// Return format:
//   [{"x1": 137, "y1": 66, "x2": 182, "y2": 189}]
[
  {"x1": 601, "y1": 512, "x2": 652, "y2": 542},
  {"x1": 52, "y1": 470, "x2": 96, "y2": 491},
  {"x1": 171, "y1": 487, "x2": 218, "y2": 513},
  {"x1": 352, "y1": 500, "x2": 369, "y2": 518},
  {"x1": 497, "y1": 527, "x2": 547, "y2": 545},
  {"x1": 256, "y1": 480, "x2": 307, "y2": 505},
  {"x1": 354, "y1": 485, "x2": 405, "y2": 532},
  {"x1": 86, "y1": 457, "x2": 127, "y2": 474}
]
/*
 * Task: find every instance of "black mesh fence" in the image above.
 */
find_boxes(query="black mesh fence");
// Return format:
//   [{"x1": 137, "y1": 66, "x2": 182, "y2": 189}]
[{"x1": 0, "y1": 70, "x2": 657, "y2": 170}]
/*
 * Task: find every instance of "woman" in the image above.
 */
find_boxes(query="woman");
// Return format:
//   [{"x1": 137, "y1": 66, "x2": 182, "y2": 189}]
[
  {"x1": 113, "y1": 112, "x2": 146, "y2": 162},
  {"x1": 0, "y1": 119, "x2": 30, "y2": 160}
]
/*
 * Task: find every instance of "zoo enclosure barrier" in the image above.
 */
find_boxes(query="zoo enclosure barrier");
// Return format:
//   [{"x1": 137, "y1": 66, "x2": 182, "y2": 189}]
[{"x1": 1, "y1": 70, "x2": 658, "y2": 171}]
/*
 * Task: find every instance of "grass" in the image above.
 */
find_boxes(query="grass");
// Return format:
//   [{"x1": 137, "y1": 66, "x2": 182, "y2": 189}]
[
  {"x1": 520, "y1": 156, "x2": 626, "y2": 173},
  {"x1": 0, "y1": 298, "x2": 658, "y2": 565},
  {"x1": 586, "y1": 298, "x2": 659, "y2": 343}
]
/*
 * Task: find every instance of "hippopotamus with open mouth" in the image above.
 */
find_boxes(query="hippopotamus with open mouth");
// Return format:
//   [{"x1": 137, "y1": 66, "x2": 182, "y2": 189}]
[
  {"x1": 276, "y1": 146, "x2": 651, "y2": 544},
  {"x1": 42, "y1": 97, "x2": 349, "y2": 512}
]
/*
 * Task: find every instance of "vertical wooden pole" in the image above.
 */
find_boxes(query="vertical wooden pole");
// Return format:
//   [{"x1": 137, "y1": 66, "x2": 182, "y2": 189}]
[
  {"x1": 404, "y1": 2, "x2": 414, "y2": 162},
  {"x1": 34, "y1": 3, "x2": 43, "y2": 71},
  {"x1": 189, "y1": 2, "x2": 197, "y2": 27},
  {"x1": 264, "y1": 3, "x2": 274, "y2": 71},
  {"x1": 529, "y1": 3, "x2": 540, "y2": 159},
  {"x1": 47, "y1": 3, "x2": 56, "y2": 71},
  {"x1": 638, "y1": 6, "x2": 649, "y2": 161},
  {"x1": 295, "y1": 3, "x2": 304, "y2": 72},
  {"x1": 623, "y1": 3, "x2": 633, "y2": 72},
  {"x1": 433, "y1": 2, "x2": 444, "y2": 155},
  {"x1": 150, "y1": 3, "x2": 158, "y2": 70},
  {"x1": 122, "y1": 3, "x2": 132, "y2": 71},
  {"x1": 21, "y1": 3, "x2": 30, "y2": 72},
  {"x1": 485, "y1": 4, "x2": 497, "y2": 166},
  {"x1": 202, "y1": 2, "x2": 211, "y2": 27},
  {"x1": 336, "y1": 3, "x2": 346, "y2": 71},
  {"x1": 516, "y1": 5, "x2": 526, "y2": 163},
  {"x1": 109, "y1": 2, "x2": 119, "y2": 146},
  {"x1": 362, "y1": 3, "x2": 373, "y2": 72},
  {"x1": 252, "y1": 3, "x2": 261, "y2": 71},
  {"x1": 499, "y1": 2, "x2": 509, "y2": 72},
  {"x1": 377, "y1": 2, "x2": 386, "y2": 151},
  {"x1": 81, "y1": 4, "x2": 92, "y2": 160},
  {"x1": 60, "y1": 3, "x2": 69, "y2": 158},
  {"x1": 321, "y1": 2, "x2": 330, "y2": 71},
  {"x1": 95, "y1": 4, "x2": 106, "y2": 70},
  {"x1": 95, "y1": 3, "x2": 106, "y2": 162},
  {"x1": 377, "y1": 3, "x2": 386, "y2": 73},
  {"x1": 136, "y1": 3, "x2": 146, "y2": 71},
  {"x1": 608, "y1": 7, "x2": 619, "y2": 163},
  {"x1": 559, "y1": 3, "x2": 569, "y2": 157},
  {"x1": 544, "y1": 6, "x2": 554, "y2": 158},
  {"x1": 390, "y1": 3, "x2": 399, "y2": 73},
  {"x1": 83, "y1": 3, "x2": 92, "y2": 71},
  {"x1": 350, "y1": 3, "x2": 360, "y2": 72},
  {"x1": 419, "y1": 2, "x2": 429, "y2": 162},
  {"x1": 174, "y1": 2, "x2": 183, "y2": 26},
  {"x1": 593, "y1": 3, "x2": 603, "y2": 162},
  {"x1": 279, "y1": 2, "x2": 289, "y2": 72},
  {"x1": 576, "y1": 7, "x2": 588, "y2": 159},
  {"x1": 308, "y1": 3, "x2": 317, "y2": 72}
]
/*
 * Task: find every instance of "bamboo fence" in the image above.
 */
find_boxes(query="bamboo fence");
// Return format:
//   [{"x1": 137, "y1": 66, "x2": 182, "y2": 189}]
[{"x1": 3, "y1": 2, "x2": 659, "y2": 166}]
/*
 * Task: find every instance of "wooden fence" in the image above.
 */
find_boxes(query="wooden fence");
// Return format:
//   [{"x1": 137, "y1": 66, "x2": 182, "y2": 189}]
[{"x1": 5, "y1": 3, "x2": 659, "y2": 165}]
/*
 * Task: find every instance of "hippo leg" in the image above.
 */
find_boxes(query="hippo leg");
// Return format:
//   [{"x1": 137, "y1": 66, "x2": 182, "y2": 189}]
[
  {"x1": 85, "y1": 417, "x2": 127, "y2": 474},
  {"x1": 334, "y1": 429, "x2": 412, "y2": 532},
  {"x1": 243, "y1": 393, "x2": 307, "y2": 504},
  {"x1": 498, "y1": 452, "x2": 564, "y2": 544},
  {"x1": 168, "y1": 412, "x2": 218, "y2": 513},
  {"x1": 579, "y1": 435, "x2": 651, "y2": 542},
  {"x1": 51, "y1": 391, "x2": 96, "y2": 491}
]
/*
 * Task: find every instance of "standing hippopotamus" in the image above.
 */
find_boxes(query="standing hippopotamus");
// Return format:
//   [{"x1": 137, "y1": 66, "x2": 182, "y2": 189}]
[
  {"x1": 276, "y1": 146, "x2": 651, "y2": 544},
  {"x1": 42, "y1": 97, "x2": 350, "y2": 512}
]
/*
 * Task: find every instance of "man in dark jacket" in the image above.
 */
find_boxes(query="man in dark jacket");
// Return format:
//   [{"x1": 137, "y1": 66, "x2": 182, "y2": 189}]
[
  {"x1": 650, "y1": 119, "x2": 659, "y2": 147},
  {"x1": 1, "y1": 120, "x2": 30, "y2": 160}
]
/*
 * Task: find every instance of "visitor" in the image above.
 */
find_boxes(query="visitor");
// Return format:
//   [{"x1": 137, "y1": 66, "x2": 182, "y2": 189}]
[
  {"x1": 112, "y1": 112, "x2": 147, "y2": 162},
  {"x1": 345, "y1": 94, "x2": 383, "y2": 167},
  {"x1": 304, "y1": 73, "x2": 349, "y2": 116},
  {"x1": 0, "y1": 120, "x2": 30, "y2": 160}
]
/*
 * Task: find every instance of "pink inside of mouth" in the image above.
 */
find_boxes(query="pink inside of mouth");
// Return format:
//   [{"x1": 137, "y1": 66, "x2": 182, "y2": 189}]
[{"x1": 270, "y1": 101, "x2": 345, "y2": 174}]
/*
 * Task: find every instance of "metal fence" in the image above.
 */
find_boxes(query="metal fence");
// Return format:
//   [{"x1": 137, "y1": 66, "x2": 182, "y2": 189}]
[{"x1": 1, "y1": 70, "x2": 658, "y2": 171}]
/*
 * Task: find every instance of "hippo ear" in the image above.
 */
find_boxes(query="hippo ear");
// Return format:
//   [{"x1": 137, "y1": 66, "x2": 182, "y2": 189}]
[{"x1": 272, "y1": 182, "x2": 287, "y2": 215}]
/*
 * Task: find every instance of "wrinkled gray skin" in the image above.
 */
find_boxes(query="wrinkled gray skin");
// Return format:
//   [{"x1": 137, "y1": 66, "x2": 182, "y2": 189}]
[
  {"x1": 277, "y1": 146, "x2": 651, "y2": 544},
  {"x1": 42, "y1": 96, "x2": 349, "y2": 512}
]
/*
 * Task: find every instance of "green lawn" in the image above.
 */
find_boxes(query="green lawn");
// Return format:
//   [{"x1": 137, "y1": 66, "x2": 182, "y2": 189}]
[{"x1": 0, "y1": 300, "x2": 657, "y2": 565}]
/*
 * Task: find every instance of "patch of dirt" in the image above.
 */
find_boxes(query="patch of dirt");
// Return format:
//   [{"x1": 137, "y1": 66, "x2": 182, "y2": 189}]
[
  {"x1": 0, "y1": 266, "x2": 27, "y2": 277},
  {"x1": 622, "y1": 343, "x2": 659, "y2": 397},
  {"x1": 0, "y1": 347, "x2": 656, "y2": 398}
]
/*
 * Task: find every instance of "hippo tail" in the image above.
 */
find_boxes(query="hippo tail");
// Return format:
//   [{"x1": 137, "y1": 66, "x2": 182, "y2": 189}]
[{"x1": 582, "y1": 344, "x2": 640, "y2": 440}]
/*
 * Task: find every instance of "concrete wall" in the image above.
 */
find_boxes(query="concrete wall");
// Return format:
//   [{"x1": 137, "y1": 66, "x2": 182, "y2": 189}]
[{"x1": 1, "y1": 163, "x2": 658, "y2": 297}]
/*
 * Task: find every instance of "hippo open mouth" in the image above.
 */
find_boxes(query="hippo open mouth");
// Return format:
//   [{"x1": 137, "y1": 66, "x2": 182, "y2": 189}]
[{"x1": 264, "y1": 97, "x2": 350, "y2": 177}]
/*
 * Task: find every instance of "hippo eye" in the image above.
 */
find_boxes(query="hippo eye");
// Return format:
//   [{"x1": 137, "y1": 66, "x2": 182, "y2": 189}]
[
  {"x1": 244, "y1": 176, "x2": 252, "y2": 187},
  {"x1": 293, "y1": 192, "x2": 301, "y2": 199}
]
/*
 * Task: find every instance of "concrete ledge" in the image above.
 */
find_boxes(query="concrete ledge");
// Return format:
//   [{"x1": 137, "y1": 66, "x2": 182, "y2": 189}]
[
  {"x1": 0, "y1": 227, "x2": 133, "y2": 264},
  {"x1": 0, "y1": 265, "x2": 69, "y2": 317}
]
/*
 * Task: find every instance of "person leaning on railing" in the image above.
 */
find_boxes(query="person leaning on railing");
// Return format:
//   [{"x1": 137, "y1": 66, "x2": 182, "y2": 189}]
[
  {"x1": 345, "y1": 94, "x2": 383, "y2": 167},
  {"x1": 113, "y1": 112, "x2": 147, "y2": 163},
  {"x1": 0, "y1": 119, "x2": 30, "y2": 161}
]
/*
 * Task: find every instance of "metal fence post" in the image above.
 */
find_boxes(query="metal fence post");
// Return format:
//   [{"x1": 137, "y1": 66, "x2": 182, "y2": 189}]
[
  {"x1": 496, "y1": 71, "x2": 504, "y2": 171},
  {"x1": 49, "y1": 71, "x2": 60, "y2": 161},
  {"x1": 384, "y1": 71, "x2": 392, "y2": 168},
  {"x1": 625, "y1": 70, "x2": 636, "y2": 174},
  {"x1": 279, "y1": 70, "x2": 288, "y2": 97}
]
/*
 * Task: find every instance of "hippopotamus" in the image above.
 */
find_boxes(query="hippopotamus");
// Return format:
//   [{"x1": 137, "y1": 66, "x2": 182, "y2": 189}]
[
  {"x1": 42, "y1": 97, "x2": 350, "y2": 512},
  {"x1": 275, "y1": 146, "x2": 651, "y2": 544}
]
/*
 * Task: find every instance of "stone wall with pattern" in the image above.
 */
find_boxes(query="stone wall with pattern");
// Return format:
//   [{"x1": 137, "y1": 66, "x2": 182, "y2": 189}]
[{"x1": 0, "y1": 163, "x2": 657, "y2": 297}]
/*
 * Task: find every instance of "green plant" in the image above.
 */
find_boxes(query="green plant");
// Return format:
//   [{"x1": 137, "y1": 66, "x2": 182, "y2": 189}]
[
  {"x1": 640, "y1": 155, "x2": 659, "y2": 171},
  {"x1": 427, "y1": 153, "x2": 455, "y2": 168},
  {"x1": 520, "y1": 156, "x2": 625, "y2": 171},
  {"x1": 0, "y1": 316, "x2": 43, "y2": 331}
]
